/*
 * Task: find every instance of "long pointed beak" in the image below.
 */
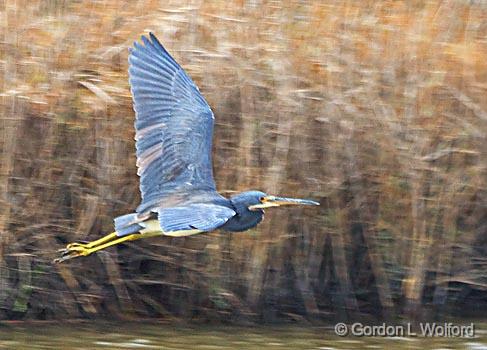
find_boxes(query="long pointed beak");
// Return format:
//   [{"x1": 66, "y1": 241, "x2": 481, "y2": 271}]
[{"x1": 248, "y1": 196, "x2": 320, "y2": 210}]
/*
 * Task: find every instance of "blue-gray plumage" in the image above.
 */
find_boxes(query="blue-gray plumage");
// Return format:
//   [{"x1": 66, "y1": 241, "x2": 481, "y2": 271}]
[
  {"x1": 129, "y1": 34, "x2": 217, "y2": 213},
  {"x1": 56, "y1": 33, "x2": 318, "y2": 263}
]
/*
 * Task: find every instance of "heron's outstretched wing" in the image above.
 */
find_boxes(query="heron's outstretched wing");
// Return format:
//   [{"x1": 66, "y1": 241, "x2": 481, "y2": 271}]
[
  {"x1": 156, "y1": 204, "x2": 236, "y2": 233},
  {"x1": 129, "y1": 33, "x2": 217, "y2": 213}
]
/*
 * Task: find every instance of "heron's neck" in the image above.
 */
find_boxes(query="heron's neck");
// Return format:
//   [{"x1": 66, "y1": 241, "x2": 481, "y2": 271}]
[{"x1": 221, "y1": 198, "x2": 263, "y2": 232}]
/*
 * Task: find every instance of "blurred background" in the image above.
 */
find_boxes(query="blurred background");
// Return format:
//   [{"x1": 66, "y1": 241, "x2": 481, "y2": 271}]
[{"x1": 0, "y1": 0, "x2": 486, "y2": 328}]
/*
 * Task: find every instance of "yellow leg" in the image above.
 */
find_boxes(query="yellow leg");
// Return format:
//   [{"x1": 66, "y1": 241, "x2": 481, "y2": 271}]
[
  {"x1": 84, "y1": 231, "x2": 163, "y2": 254},
  {"x1": 55, "y1": 231, "x2": 163, "y2": 263},
  {"x1": 66, "y1": 232, "x2": 118, "y2": 249}
]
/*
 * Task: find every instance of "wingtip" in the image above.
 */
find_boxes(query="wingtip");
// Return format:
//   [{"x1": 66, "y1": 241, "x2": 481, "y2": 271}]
[
  {"x1": 133, "y1": 40, "x2": 143, "y2": 50},
  {"x1": 149, "y1": 32, "x2": 158, "y2": 42},
  {"x1": 141, "y1": 35, "x2": 152, "y2": 49},
  {"x1": 149, "y1": 32, "x2": 165, "y2": 49},
  {"x1": 133, "y1": 32, "x2": 160, "y2": 48}
]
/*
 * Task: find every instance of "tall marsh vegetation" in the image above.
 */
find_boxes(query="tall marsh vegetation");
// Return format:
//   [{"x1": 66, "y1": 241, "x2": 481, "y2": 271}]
[{"x1": 0, "y1": 0, "x2": 486, "y2": 321}]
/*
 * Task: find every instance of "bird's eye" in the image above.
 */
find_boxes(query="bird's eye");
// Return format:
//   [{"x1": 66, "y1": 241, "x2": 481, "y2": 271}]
[{"x1": 260, "y1": 196, "x2": 265, "y2": 202}]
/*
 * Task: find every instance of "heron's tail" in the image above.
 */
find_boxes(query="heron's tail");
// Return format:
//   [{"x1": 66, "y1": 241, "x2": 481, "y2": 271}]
[{"x1": 114, "y1": 213, "x2": 145, "y2": 237}]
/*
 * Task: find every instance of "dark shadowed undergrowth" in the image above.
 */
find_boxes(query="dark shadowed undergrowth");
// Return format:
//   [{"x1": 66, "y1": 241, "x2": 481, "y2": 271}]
[{"x1": 0, "y1": 0, "x2": 486, "y2": 322}]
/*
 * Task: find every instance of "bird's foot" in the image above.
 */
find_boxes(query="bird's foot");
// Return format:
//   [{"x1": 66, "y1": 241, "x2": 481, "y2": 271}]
[
  {"x1": 66, "y1": 241, "x2": 90, "y2": 249},
  {"x1": 53, "y1": 232, "x2": 149, "y2": 264},
  {"x1": 54, "y1": 245, "x2": 93, "y2": 264}
]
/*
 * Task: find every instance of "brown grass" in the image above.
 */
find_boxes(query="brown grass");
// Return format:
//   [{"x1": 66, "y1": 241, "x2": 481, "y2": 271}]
[{"x1": 0, "y1": 0, "x2": 486, "y2": 321}]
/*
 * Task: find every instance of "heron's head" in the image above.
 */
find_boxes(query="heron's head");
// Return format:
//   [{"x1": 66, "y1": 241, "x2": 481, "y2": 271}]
[{"x1": 230, "y1": 190, "x2": 319, "y2": 212}]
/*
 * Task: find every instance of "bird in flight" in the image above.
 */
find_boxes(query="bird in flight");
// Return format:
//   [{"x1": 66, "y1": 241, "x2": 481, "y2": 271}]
[{"x1": 56, "y1": 33, "x2": 318, "y2": 263}]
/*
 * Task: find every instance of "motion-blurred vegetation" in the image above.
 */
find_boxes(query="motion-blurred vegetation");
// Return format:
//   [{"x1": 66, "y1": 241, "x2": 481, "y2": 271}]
[{"x1": 0, "y1": 0, "x2": 486, "y2": 322}]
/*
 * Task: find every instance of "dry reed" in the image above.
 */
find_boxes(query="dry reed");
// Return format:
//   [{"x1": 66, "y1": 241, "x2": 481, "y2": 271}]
[{"x1": 0, "y1": 0, "x2": 486, "y2": 321}]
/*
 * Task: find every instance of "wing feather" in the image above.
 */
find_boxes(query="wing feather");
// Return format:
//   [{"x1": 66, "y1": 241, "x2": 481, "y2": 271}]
[
  {"x1": 157, "y1": 204, "x2": 235, "y2": 233},
  {"x1": 129, "y1": 33, "x2": 217, "y2": 213}
]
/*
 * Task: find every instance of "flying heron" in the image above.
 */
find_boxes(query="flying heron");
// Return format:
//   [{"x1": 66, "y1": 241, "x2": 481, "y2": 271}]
[{"x1": 56, "y1": 33, "x2": 319, "y2": 263}]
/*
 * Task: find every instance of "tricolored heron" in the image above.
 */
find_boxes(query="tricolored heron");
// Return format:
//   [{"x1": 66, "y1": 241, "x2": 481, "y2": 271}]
[{"x1": 56, "y1": 33, "x2": 318, "y2": 263}]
